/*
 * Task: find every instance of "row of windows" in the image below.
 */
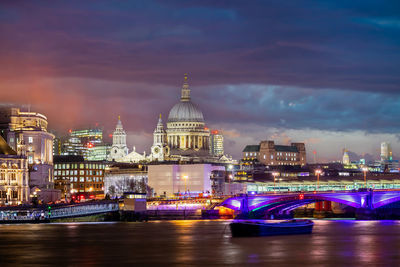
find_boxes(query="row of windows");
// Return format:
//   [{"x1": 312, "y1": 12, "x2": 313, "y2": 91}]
[
  {"x1": 245, "y1": 152, "x2": 298, "y2": 158},
  {"x1": 54, "y1": 163, "x2": 105, "y2": 170},
  {"x1": 0, "y1": 191, "x2": 18, "y2": 198},
  {"x1": 170, "y1": 123, "x2": 202, "y2": 128},
  {"x1": 0, "y1": 172, "x2": 17, "y2": 180},
  {"x1": 71, "y1": 183, "x2": 103, "y2": 189},
  {"x1": 54, "y1": 170, "x2": 103, "y2": 176},
  {"x1": 55, "y1": 177, "x2": 103, "y2": 182}
]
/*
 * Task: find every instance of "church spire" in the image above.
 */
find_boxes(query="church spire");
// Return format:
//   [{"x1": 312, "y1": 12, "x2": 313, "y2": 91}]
[{"x1": 181, "y1": 73, "x2": 190, "y2": 102}]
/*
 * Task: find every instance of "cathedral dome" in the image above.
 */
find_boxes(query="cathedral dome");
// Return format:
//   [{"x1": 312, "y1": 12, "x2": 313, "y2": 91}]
[
  {"x1": 167, "y1": 101, "x2": 204, "y2": 123},
  {"x1": 167, "y1": 74, "x2": 204, "y2": 123}
]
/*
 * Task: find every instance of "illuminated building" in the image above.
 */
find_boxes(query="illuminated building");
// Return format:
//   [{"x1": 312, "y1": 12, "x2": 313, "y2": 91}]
[
  {"x1": 104, "y1": 163, "x2": 148, "y2": 198},
  {"x1": 149, "y1": 74, "x2": 211, "y2": 161},
  {"x1": 61, "y1": 128, "x2": 110, "y2": 161},
  {"x1": 150, "y1": 114, "x2": 170, "y2": 161},
  {"x1": 148, "y1": 163, "x2": 225, "y2": 197},
  {"x1": 107, "y1": 117, "x2": 147, "y2": 163},
  {"x1": 209, "y1": 130, "x2": 224, "y2": 157},
  {"x1": 0, "y1": 135, "x2": 29, "y2": 205},
  {"x1": 53, "y1": 155, "x2": 106, "y2": 199},
  {"x1": 342, "y1": 149, "x2": 350, "y2": 165},
  {"x1": 87, "y1": 144, "x2": 111, "y2": 161},
  {"x1": 109, "y1": 117, "x2": 129, "y2": 161},
  {"x1": 242, "y1": 140, "x2": 306, "y2": 167},
  {"x1": 0, "y1": 106, "x2": 57, "y2": 202},
  {"x1": 381, "y1": 142, "x2": 393, "y2": 161}
]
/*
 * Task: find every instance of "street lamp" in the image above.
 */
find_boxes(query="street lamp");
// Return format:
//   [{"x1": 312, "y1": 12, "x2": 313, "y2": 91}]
[
  {"x1": 315, "y1": 169, "x2": 322, "y2": 191},
  {"x1": 272, "y1": 172, "x2": 279, "y2": 194},
  {"x1": 362, "y1": 167, "x2": 368, "y2": 188}
]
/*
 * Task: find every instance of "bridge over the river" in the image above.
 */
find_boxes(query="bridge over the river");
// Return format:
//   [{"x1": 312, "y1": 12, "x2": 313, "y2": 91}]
[
  {"x1": 0, "y1": 201, "x2": 119, "y2": 223},
  {"x1": 219, "y1": 190, "x2": 400, "y2": 218}
]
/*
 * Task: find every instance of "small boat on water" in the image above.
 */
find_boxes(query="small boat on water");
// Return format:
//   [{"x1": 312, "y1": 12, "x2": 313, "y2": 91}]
[{"x1": 230, "y1": 219, "x2": 314, "y2": 237}]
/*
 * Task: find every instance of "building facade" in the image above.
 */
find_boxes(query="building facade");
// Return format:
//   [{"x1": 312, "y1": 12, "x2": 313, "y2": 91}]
[
  {"x1": 0, "y1": 136, "x2": 29, "y2": 205},
  {"x1": 242, "y1": 140, "x2": 306, "y2": 166},
  {"x1": 104, "y1": 163, "x2": 148, "y2": 198},
  {"x1": 381, "y1": 142, "x2": 393, "y2": 161},
  {"x1": 53, "y1": 155, "x2": 106, "y2": 199},
  {"x1": 148, "y1": 163, "x2": 225, "y2": 197},
  {"x1": 0, "y1": 106, "x2": 55, "y2": 199},
  {"x1": 148, "y1": 75, "x2": 212, "y2": 162},
  {"x1": 109, "y1": 117, "x2": 129, "y2": 161},
  {"x1": 210, "y1": 130, "x2": 224, "y2": 157}
]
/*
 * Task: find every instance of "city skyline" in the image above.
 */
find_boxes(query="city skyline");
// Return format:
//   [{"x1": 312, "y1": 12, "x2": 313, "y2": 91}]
[{"x1": 1, "y1": 1, "x2": 399, "y2": 161}]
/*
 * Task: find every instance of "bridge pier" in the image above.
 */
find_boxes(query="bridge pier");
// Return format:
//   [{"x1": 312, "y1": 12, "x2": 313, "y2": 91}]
[{"x1": 355, "y1": 208, "x2": 376, "y2": 220}]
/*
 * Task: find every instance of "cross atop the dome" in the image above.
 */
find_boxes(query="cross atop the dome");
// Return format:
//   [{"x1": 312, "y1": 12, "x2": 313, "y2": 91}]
[{"x1": 184, "y1": 73, "x2": 188, "y2": 81}]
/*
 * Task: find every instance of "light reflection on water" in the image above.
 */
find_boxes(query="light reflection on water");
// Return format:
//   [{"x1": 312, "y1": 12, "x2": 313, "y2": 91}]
[{"x1": 0, "y1": 220, "x2": 400, "y2": 266}]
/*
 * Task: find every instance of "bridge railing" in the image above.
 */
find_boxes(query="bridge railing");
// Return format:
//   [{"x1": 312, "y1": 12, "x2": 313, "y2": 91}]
[{"x1": 49, "y1": 203, "x2": 119, "y2": 219}]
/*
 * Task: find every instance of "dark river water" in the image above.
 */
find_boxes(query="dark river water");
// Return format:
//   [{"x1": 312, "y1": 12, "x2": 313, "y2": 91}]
[{"x1": 1, "y1": 220, "x2": 400, "y2": 266}]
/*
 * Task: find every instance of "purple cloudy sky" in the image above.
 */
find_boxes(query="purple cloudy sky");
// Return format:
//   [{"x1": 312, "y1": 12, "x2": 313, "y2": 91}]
[{"x1": 1, "y1": 1, "x2": 399, "y2": 161}]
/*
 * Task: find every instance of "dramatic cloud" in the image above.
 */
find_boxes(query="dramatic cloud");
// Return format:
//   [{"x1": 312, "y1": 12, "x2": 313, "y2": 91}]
[{"x1": 0, "y1": 1, "x2": 399, "y2": 160}]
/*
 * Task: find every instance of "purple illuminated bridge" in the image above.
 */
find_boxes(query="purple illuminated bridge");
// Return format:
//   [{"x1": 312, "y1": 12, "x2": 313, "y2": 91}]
[{"x1": 219, "y1": 190, "x2": 400, "y2": 216}]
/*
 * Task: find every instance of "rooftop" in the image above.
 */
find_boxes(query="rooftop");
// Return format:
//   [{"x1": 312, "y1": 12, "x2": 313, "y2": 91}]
[{"x1": 243, "y1": 145, "x2": 260, "y2": 152}]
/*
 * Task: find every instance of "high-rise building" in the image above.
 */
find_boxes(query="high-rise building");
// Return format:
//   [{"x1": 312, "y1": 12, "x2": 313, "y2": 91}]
[
  {"x1": 209, "y1": 130, "x2": 224, "y2": 156},
  {"x1": 60, "y1": 128, "x2": 109, "y2": 161},
  {"x1": 381, "y1": 142, "x2": 393, "y2": 161},
  {"x1": 342, "y1": 149, "x2": 350, "y2": 165},
  {"x1": 0, "y1": 106, "x2": 56, "y2": 200}
]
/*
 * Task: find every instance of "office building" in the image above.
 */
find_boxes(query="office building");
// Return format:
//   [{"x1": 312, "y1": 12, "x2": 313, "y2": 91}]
[
  {"x1": 53, "y1": 155, "x2": 106, "y2": 199},
  {"x1": 209, "y1": 130, "x2": 224, "y2": 157},
  {"x1": 242, "y1": 140, "x2": 306, "y2": 167}
]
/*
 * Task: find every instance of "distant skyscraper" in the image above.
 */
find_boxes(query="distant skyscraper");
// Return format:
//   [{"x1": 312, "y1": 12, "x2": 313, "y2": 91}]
[
  {"x1": 61, "y1": 128, "x2": 109, "y2": 160},
  {"x1": 109, "y1": 116, "x2": 128, "y2": 161},
  {"x1": 381, "y1": 142, "x2": 393, "y2": 161},
  {"x1": 209, "y1": 130, "x2": 224, "y2": 157},
  {"x1": 342, "y1": 149, "x2": 350, "y2": 165}
]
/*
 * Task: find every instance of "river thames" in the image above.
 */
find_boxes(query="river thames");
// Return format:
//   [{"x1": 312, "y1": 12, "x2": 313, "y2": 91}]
[{"x1": 1, "y1": 220, "x2": 400, "y2": 266}]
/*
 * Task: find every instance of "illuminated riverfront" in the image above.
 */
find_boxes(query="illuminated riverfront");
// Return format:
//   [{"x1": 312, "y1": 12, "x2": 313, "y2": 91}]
[{"x1": 1, "y1": 0, "x2": 400, "y2": 266}]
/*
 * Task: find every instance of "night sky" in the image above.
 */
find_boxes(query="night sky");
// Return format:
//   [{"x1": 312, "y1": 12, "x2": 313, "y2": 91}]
[{"x1": 1, "y1": 1, "x2": 399, "y2": 161}]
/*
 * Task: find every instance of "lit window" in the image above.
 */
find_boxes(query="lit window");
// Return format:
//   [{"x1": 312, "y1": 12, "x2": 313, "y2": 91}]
[{"x1": 28, "y1": 137, "x2": 33, "y2": 143}]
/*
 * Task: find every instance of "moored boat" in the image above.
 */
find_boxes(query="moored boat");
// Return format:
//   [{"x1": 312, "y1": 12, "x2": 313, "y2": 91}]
[{"x1": 230, "y1": 219, "x2": 314, "y2": 237}]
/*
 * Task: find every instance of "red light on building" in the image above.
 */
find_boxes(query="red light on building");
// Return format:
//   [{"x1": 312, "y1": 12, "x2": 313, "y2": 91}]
[
  {"x1": 204, "y1": 127, "x2": 209, "y2": 130},
  {"x1": 87, "y1": 142, "x2": 94, "y2": 148},
  {"x1": 68, "y1": 129, "x2": 72, "y2": 133},
  {"x1": 299, "y1": 194, "x2": 304, "y2": 200},
  {"x1": 89, "y1": 195, "x2": 95, "y2": 199},
  {"x1": 212, "y1": 130, "x2": 219, "y2": 134},
  {"x1": 109, "y1": 134, "x2": 113, "y2": 138}
]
